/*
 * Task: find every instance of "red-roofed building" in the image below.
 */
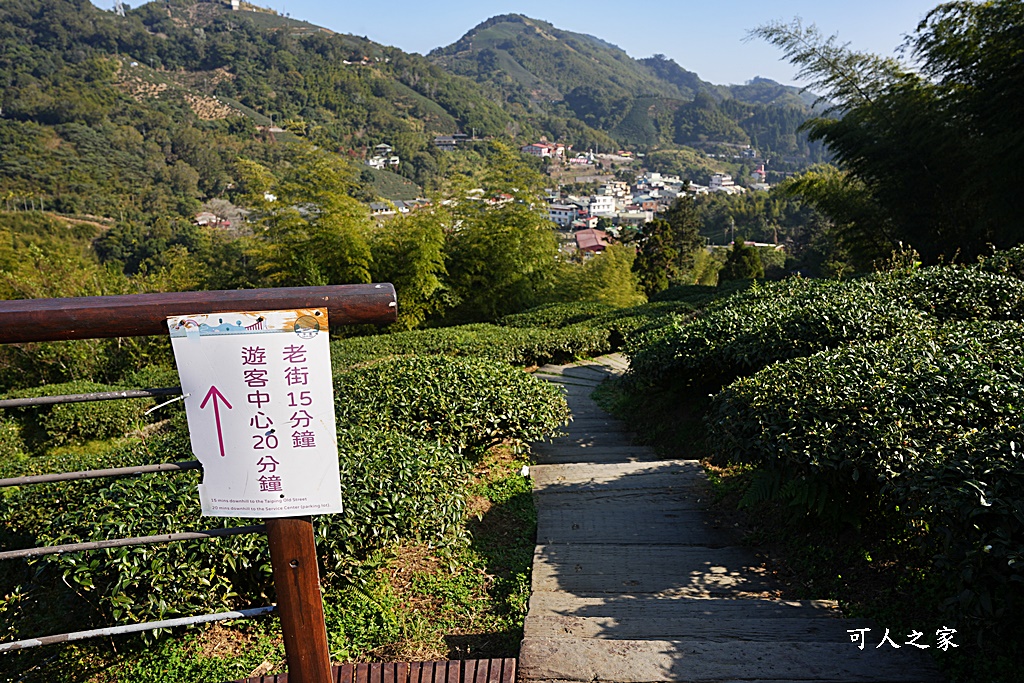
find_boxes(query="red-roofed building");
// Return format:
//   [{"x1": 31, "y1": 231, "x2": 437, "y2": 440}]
[{"x1": 574, "y1": 228, "x2": 609, "y2": 254}]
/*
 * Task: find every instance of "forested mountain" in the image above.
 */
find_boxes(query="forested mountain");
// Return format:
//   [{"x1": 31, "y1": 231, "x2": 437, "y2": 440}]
[
  {"x1": 429, "y1": 14, "x2": 824, "y2": 158},
  {"x1": 0, "y1": 0, "x2": 825, "y2": 228}
]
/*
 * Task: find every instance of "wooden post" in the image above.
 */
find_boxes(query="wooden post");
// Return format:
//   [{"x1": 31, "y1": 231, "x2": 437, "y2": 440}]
[{"x1": 266, "y1": 516, "x2": 333, "y2": 683}]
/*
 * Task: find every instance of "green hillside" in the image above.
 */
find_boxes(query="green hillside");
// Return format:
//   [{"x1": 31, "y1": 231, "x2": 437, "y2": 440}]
[{"x1": 429, "y1": 14, "x2": 823, "y2": 160}]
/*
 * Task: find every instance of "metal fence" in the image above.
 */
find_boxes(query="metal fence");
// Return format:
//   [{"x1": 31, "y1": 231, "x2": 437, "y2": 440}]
[{"x1": 0, "y1": 284, "x2": 397, "y2": 683}]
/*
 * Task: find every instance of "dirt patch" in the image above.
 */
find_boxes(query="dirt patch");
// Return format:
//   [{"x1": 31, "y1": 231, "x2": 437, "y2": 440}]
[
  {"x1": 184, "y1": 92, "x2": 238, "y2": 120},
  {"x1": 196, "y1": 623, "x2": 278, "y2": 661}
]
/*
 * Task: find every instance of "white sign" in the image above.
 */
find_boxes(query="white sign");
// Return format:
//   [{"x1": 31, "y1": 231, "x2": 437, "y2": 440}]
[{"x1": 167, "y1": 308, "x2": 342, "y2": 518}]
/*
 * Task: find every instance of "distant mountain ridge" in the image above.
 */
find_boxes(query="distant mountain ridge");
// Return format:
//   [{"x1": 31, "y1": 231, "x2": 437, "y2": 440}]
[{"x1": 428, "y1": 13, "x2": 823, "y2": 156}]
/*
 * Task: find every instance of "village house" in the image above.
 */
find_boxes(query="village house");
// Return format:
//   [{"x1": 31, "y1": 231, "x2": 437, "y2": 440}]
[
  {"x1": 548, "y1": 204, "x2": 578, "y2": 227},
  {"x1": 574, "y1": 228, "x2": 609, "y2": 255}
]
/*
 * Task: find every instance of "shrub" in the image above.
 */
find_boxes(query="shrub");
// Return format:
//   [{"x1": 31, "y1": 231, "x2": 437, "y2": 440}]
[
  {"x1": 873, "y1": 265, "x2": 1024, "y2": 321},
  {"x1": 626, "y1": 277, "x2": 925, "y2": 391},
  {"x1": 0, "y1": 415, "x2": 25, "y2": 460},
  {"x1": 334, "y1": 355, "x2": 570, "y2": 457},
  {"x1": 330, "y1": 324, "x2": 610, "y2": 372},
  {"x1": 0, "y1": 423, "x2": 471, "y2": 634},
  {"x1": 705, "y1": 321, "x2": 1024, "y2": 627},
  {"x1": 976, "y1": 245, "x2": 1024, "y2": 281},
  {"x1": 499, "y1": 302, "x2": 617, "y2": 329},
  {"x1": 1, "y1": 380, "x2": 152, "y2": 450}
]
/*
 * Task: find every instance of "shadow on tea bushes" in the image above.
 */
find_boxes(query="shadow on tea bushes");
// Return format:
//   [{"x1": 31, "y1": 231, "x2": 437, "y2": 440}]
[{"x1": 705, "y1": 321, "x2": 1024, "y2": 633}]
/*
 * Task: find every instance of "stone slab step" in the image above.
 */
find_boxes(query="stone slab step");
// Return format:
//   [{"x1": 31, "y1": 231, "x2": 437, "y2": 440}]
[
  {"x1": 535, "y1": 488, "x2": 707, "y2": 508},
  {"x1": 527, "y1": 593, "x2": 841, "y2": 619},
  {"x1": 591, "y1": 353, "x2": 630, "y2": 371},
  {"x1": 531, "y1": 460, "x2": 704, "y2": 492},
  {"x1": 534, "y1": 374, "x2": 603, "y2": 388},
  {"x1": 533, "y1": 452, "x2": 659, "y2": 466},
  {"x1": 540, "y1": 434, "x2": 638, "y2": 448},
  {"x1": 532, "y1": 544, "x2": 776, "y2": 597},
  {"x1": 524, "y1": 615, "x2": 875, "y2": 641},
  {"x1": 537, "y1": 364, "x2": 616, "y2": 382},
  {"x1": 536, "y1": 504, "x2": 728, "y2": 545},
  {"x1": 533, "y1": 445, "x2": 652, "y2": 459},
  {"x1": 518, "y1": 637, "x2": 942, "y2": 682}
]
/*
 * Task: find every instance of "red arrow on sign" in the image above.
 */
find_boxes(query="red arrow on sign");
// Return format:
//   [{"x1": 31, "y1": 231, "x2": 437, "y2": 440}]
[{"x1": 199, "y1": 385, "x2": 233, "y2": 457}]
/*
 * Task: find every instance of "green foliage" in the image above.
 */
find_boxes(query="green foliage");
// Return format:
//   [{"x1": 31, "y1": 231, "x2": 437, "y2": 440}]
[
  {"x1": 1, "y1": 381, "x2": 151, "y2": 451},
  {"x1": 755, "y1": 3, "x2": 1024, "y2": 262},
  {"x1": 705, "y1": 321, "x2": 1024, "y2": 628},
  {"x1": 245, "y1": 151, "x2": 373, "y2": 287},
  {"x1": 334, "y1": 356, "x2": 570, "y2": 457},
  {"x1": 369, "y1": 209, "x2": 447, "y2": 330},
  {"x1": 561, "y1": 244, "x2": 646, "y2": 308},
  {"x1": 873, "y1": 265, "x2": 1024, "y2": 321},
  {"x1": 626, "y1": 277, "x2": 925, "y2": 391},
  {"x1": 499, "y1": 302, "x2": 617, "y2": 329},
  {"x1": 0, "y1": 415, "x2": 25, "y2": 459},
  {"x1": 631, "y1": 197, "x2": 706, "y2": 296},
  {"x1": 330, "y1": 323, "x2": 610, "y2": 371},
  {"x1": 718, "y1": 239, "x2": 764, "y2": 281}
]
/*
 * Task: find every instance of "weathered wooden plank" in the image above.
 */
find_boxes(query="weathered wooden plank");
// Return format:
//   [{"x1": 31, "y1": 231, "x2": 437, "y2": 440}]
[
  {"x1": 446, "y1": 661, "x2": 460, "y2": 683},
  {"x1": 518, "y1": 638, "x2": 942, "y2": 682},
  {"x1": 408, "y1": 662, "x2": 422, "y2": 683},
  {"x1": 499, "y1": 659, "x2": 515, "y2": 683},
  {"x1": 394, "y1": 663, "x2": 408, "y2": 683},
  {"x1": 355, "y1": 662, "x2": 370, "y2": 683},
  {"x1": 485, "y1": 659, "x2": 502, "y2": 683},
  {"x1": 0, "y1": 284, "x2": 397, "y2": 343},
  {"x1": 473, "y1": 658, "x2": 490, "y2": 683},
  {"x1": 337, "y1": 663, "x2": 355, "y2": 683},
  {"x1": 381, "y1": 662, "x2": 396, "y2": 683},
  {"x1": 432, "y1": 661, "x2": 447, "y2": 683}
]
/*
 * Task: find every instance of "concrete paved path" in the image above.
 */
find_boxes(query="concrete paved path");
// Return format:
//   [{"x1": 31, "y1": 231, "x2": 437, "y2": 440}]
[{"x1": 520, "y1": 355, "x2": 942, "y2": 683}]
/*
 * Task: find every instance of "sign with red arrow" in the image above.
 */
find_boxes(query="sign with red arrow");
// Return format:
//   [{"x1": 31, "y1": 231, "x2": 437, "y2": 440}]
[{"x1": 167, "y1": 309, "x2": 342, "y2": 518}]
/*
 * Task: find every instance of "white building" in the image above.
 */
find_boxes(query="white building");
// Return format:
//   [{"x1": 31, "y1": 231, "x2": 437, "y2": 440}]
[
  {"x1": 588, "y1": 194, "x2": 616, "y2": 216},
  {"x1": 548, "y1": 204, "x2": 578, "y2": 227},
  {"x1": 710, "y1": 173, "x2": 746, "y2": 195}
]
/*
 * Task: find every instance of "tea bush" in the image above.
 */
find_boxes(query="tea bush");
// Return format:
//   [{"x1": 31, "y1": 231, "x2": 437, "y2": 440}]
[
  {"x1": 334, "y1": 355, "x2": 570, "y2": 457},
  {"x1": 330, "y1": 323, "x2": 609, "y2": 371},
  {"x1": 873, "y1": 265, "x2": 1024, "y2": 321},
  {"x1": 976, "y1": 245, "x2": 1024, "y2": 281},
  {"x1": 0, "y1": 416, "x2": 24, "y2": 459},
  {"x1": 499, "y1": 302, "x2": 616, "y2": 329},
  {"x1": 0, "y1": 423, "x2": 471, "y2": 632},
  {"x1": 705, "y1": 321, "x2": 1024, "y2": 625},
  {"x1": 1, "y1": 380, "x2": 153, "y2": 450},
  {"x1": 626, "y1": 278, "x2": 925, "y2": 391}
]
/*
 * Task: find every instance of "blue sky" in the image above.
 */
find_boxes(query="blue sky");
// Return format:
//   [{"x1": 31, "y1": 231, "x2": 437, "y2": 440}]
[{"x1": 109, "y1": 0, "x2": 942, "y2": 86}]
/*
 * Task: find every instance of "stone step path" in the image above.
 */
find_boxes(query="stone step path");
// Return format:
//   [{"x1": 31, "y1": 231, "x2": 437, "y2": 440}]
[{"x1": 520, "y1": 354, "x2": 942, "y2": 683}]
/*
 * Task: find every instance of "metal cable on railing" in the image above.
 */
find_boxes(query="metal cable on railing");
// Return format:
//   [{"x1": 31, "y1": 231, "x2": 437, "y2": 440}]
[{"x1": 0, "y1": 284, "x2": 398, "y2": 683}]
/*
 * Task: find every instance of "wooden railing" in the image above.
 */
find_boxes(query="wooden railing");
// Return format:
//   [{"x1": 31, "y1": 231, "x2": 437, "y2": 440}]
[{"x1": 0, "y1": 284, "x2": 397, "y2": 683}]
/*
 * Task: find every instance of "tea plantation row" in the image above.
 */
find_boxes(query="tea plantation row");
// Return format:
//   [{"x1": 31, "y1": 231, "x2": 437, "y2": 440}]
[{"x1": 623, "y1": 249, "x2": 1024, "y2": 641}]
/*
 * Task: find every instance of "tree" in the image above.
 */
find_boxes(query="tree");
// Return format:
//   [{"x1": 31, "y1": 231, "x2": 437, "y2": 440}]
[
  {"x1": 719, "y1": 239, "x2": 764, "y2": 281},
  {"x1": 632, "y1": 218, "x2": 678, "y2": 296},
  {"x1": 369, "y1": 209, "x2": 447, "y2": 330},
  {"x1": 564, "y1": 244, "x2": 646, "y2": 308},
  {"x1": 441, "y1": 143, "x2": 561, "y2": 322},
  {"x1": 752, "y1": 3, "x2": 1024, "y2": 263},
  {"x1": 631, "y1": 197, "x2": 706, "y2": 296},
  {"x1": 243, "y1": 150, "x2": 373, "y2": 287}
]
